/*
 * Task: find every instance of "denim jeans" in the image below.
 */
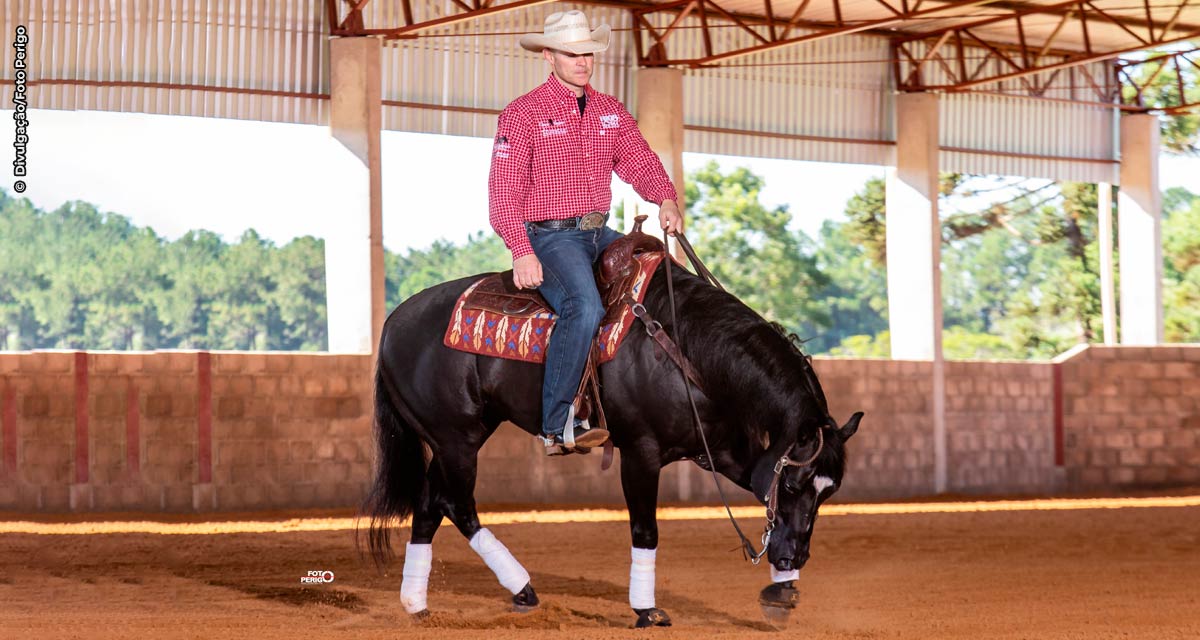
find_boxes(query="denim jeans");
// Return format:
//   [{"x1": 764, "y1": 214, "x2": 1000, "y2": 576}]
[{"x1": 526, "y1": 220, "x2": 624, "y2": 436}]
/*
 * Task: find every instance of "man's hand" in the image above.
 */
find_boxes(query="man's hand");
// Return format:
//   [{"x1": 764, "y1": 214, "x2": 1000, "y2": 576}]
[
  {"x1": 513, "y1": 254, "x2": 543, "y2": 289},
  {"x1": 659, "y1": 200, "x2": 683, "y2": 236}
]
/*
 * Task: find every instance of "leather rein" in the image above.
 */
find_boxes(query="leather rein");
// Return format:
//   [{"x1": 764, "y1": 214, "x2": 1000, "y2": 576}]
[{"x1": 624, "y1": 230, "x2": 824, "y2": 565}]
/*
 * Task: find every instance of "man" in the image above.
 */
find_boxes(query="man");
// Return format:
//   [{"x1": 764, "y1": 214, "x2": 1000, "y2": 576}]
[{"x1": 488, "y1": 10, "x2": 683, "y2": 455}]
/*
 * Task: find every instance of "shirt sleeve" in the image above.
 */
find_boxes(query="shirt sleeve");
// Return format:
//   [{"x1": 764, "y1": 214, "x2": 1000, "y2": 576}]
[
  {"x1": 612, "y1": 104, "x2": 678, "y2": 206},
  {"x1": 488, "y1": 107, "x2": 535, "y2": 260}
]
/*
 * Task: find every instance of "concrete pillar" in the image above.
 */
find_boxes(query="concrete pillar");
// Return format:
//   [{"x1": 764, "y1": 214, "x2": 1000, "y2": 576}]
[
  {"x1": 885, "y1": 92, "x2": 946, "y2": 494},
  {"x1": 327, "y1": 37, "x2": 386, "y2": 354},
  {"x1": 636, "y1": 68, "x2": 686, "y2": 259},
  {"x1": 636, "y1": 68, "x2": 685, "y2": 207},
  {"x1": 1117, "y1": 114, "x2": 1163, "y2": 345},
  {"x1": 1098, "y1": 182, "x2": 1116, "y2": 345}
]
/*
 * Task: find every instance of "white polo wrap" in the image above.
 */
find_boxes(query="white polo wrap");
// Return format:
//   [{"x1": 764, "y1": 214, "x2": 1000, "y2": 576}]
[
  {"x1": 400, "y1": 542, "x2": 433, "y2": 613},
  {"x1": 469, "y1": 528, "x2": 530, "y2": 594},
  {"x1": 629, "y1": 546, "x2": 657, "y2": 609}
]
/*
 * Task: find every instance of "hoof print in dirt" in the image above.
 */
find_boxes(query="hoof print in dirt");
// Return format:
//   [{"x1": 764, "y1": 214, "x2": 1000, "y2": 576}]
[
  {"x1": 512, "y1": 583, "x2": 540, "y2": 613},
  {"x1": 633, "y1": 607, "x2": 672, "y2": 628}
]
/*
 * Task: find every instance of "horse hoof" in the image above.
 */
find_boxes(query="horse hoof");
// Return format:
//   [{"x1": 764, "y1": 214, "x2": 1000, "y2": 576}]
[
  {"x1": 758, "y1": 581, "x2": 799, "y2": 609},
  {"x1": 760, "y1": 604, "x2": 791, "y2": 627},
  {"x1": 410, "y1": 609, "x2": 432, "y2": 622},
  {"x1": 758, "y1": 580, "x2": 797, "y2": 627},
  {"x1": 512, "y1": 583, "x2": 540, "y2": 613},
  {"x1": 633, "y1": 607, "x2": 672, "y2": 628}
]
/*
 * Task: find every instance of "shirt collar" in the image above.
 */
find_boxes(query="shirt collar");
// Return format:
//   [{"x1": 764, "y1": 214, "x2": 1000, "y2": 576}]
[{"x1": 542, "y1": 74, "x2": 593, "y2": 102}]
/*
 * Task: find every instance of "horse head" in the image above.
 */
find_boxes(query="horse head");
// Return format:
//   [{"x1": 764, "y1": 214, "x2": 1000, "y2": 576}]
[{"x1": 750, "y1": 411, "x2": 863, "y2": 576}]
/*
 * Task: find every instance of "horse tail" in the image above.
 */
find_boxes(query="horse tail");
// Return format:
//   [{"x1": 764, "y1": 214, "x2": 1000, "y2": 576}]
[{"x1": 362, "y1": 359, "x2": 434, "y2": 568}]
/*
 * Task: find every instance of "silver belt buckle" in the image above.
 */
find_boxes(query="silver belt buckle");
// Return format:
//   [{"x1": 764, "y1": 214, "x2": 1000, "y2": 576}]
[{"x1": 580, "y1": 212, "x2": 605, "y2": 230}]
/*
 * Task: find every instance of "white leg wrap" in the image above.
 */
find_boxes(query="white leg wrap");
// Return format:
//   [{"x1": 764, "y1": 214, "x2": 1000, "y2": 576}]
[
  {"x1": 629, "y1": 547, "x2": 657, "y2": 610},
  {"x1": 400, "y1": 543, "x2": 432, "y2": 614},
  {"x1": 469, "y1": 528, "x2": 530, "y2": 595},
  {"x1": 770, "y1": 565, "x2": 800, "y2": 583}
]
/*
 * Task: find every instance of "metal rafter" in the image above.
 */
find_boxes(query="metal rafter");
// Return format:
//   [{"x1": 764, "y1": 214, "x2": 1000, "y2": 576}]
[
  {"x1": 894, "y1": 0, "x2": 1200, "y2": 99},
  {"x1": 328, "y1": 0, "x2": 556, "y2": 38},
  {"x1": 633, "y1": 0, "x2": 1003, "y2": 67},
  {"x1": 1115, "y1": 46, "x2": 1200, "y2": 114}
]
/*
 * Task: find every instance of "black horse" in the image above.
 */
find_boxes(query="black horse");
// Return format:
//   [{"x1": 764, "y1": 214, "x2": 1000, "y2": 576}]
[{"x1": 364, "y1": 259, "x2": 862, "y2": 627}]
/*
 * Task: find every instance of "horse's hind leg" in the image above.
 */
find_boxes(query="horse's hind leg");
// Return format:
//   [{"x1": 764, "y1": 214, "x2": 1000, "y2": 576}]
[
  {"x1": 436, "y1": 444, "x2": 541, "y2": 613},
  {"x1": 398, "y1": 463, "x2": 447, "y2": 618}
]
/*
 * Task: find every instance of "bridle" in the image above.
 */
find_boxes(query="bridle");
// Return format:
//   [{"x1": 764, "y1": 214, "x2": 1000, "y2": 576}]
[
  {"x1": 758, "y1": 427, "x2": 824, "y2": 562},
  {"x1": 626, "y1": 229, "x2": 826, "y2": 565}
]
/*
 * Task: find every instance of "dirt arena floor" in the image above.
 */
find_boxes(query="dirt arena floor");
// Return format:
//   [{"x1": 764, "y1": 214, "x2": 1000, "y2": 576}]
[{"x1": 2, "y1": 494, "x2": 1199, "y2": 639}]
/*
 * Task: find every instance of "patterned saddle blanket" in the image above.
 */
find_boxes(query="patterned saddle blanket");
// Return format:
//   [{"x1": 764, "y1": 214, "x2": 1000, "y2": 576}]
[{"x1": 443, "y1": 238, "x2": 665, "y2": 364}]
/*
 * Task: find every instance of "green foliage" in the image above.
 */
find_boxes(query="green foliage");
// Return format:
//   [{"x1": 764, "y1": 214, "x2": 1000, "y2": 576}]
[
  {"x1": 1122, "y1": 51, "x2": 1200, "y2": 155},
  {"x1": 1165, "y1": 195, "x2": 1200, "y2": 342},
  {"x1": 5, "y1": 156, "x2": 1199, "y2": 356},
  {"x1": 0, "y1": 192, "x2": 328, "y2": 351},
  {"x1": 386, "y1": 231, "x2": 510, "y2": 309},
  {"x1": 685, "y1": 160, "x2": 830, "y2": 336}
]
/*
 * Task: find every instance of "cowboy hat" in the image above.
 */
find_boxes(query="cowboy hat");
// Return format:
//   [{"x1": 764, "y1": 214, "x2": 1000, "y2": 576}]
[{"x1": 519, "y1": 11, "x2": 610, "y2": 55}]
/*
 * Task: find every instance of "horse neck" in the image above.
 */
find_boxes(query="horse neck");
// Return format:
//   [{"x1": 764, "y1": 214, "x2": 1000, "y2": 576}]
[{"x1": 649, "y1": 268, "x2": 826, "y2": 478}]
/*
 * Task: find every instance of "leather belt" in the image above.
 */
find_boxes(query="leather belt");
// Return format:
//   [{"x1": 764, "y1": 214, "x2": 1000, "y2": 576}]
[{"x1": 529, "y1": 212, "x2": 608, "y2": 231}]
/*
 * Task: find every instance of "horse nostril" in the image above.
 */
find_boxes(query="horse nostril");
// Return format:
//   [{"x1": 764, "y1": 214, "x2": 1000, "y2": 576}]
[{"x1": 776, "y1": 557, "x2": 794, "y2": 571}]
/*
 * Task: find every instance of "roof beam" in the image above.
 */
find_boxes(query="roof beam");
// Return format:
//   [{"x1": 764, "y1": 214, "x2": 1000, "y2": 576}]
[
  {"x1": 895, "y1": 0, "x2": 1200, "y2": 95},
  {"x1": 328, "y1": 0, "x2": 557, "y2": 38},
  {"x1": 1115, "y1": 45, "x2": 1200, "y2": 113},
  {"x1": 634, "y1": 0, "x2": 1003, "y2": 67}
]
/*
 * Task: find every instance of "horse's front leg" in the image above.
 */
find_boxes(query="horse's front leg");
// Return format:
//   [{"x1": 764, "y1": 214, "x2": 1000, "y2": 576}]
[{"x1": 620, "y1": 451, "x2": 672, "y2": 628}]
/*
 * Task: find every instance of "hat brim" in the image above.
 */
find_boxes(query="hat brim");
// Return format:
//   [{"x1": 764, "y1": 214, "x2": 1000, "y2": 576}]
[{"x1": 519, "y1": 25, "x2": 611, "y2": 54}]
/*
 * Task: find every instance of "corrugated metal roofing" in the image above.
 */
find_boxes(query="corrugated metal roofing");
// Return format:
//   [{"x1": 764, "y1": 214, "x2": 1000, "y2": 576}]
[{"x1": 1, "y1": 0, "x2": 1141, "y2": 181}]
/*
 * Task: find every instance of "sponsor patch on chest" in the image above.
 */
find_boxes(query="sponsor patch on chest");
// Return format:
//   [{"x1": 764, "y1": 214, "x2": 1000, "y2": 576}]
[
  {"x1": 600, "y1": 114, "x2": 620, "y2": 129},
  {"x1": 540, "y1": 118, "x2": 568, "y2": 137}
]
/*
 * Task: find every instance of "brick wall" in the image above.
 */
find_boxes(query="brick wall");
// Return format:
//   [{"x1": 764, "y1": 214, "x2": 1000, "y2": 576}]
[
  {"x1": 1, "y1": 346, "x2": 1196, "y2": 512},
  {"x1": 1060, "y1": 346, "x2": 1200, "y2": 489}
]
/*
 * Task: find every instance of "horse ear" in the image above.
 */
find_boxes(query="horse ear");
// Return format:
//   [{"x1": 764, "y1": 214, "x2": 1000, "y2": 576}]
[{"x1": 838, "y1": 412, "x2": 863, "y2": 440}]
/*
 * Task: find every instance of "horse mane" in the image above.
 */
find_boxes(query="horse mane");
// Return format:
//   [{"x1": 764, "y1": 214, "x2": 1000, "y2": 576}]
[{"x1": 647, "y1": 263, "x2": 830, "y2": 448}]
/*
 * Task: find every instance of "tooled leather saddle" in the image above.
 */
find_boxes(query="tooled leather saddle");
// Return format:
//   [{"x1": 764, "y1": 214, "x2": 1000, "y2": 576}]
[{"x1": 443, "y1": 216, "x2": 667, "y2": 432}]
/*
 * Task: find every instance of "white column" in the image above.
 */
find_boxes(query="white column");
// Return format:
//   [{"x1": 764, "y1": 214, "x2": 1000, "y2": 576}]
[
  {"x1": 1117, "y1": 114, "x2": 1163, "y2": 345},
  {"x1": 636, "y1": 68, "x2": 685, "y2": 258},
  {"x1": 885, "y1": 92, "x2": 946, "y2": 493},
  {"x1": 1098, "y1": 182, "x2": 1116, "y2": 345},
  {"x1": 327, "y1": 37, "x2": 386, "y2": 354}
]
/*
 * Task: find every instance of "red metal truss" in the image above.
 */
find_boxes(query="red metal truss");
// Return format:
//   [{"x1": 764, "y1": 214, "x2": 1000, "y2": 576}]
[
  {"x1": 632, "y1": 0, "x2": 1004, "y2": 67},
  {"x1": 893, "y1": 0, "x2": 1200, "y2": 100},
  {"x1": 1115, "y1": 46, "x2": 1200, "y2": 114},
  {"x1": 327, "y1": 0, "x2": 556, "y2": 39}
]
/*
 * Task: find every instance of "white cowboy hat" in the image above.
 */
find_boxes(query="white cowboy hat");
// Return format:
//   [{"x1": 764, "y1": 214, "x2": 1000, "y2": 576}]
[{"x1": 519, "y1": 11, "x2": 610, "y2": 55}]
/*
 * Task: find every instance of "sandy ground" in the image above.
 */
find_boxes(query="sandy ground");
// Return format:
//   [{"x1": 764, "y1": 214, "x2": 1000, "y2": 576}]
[{"x1": 2, "y1": 496, "x2": 1199, "y2": 639}]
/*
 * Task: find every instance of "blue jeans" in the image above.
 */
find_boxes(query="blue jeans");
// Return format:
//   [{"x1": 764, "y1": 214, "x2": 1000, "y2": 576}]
[{"x1": 526, "y1": 220, "x2": 624, "y2": 436}]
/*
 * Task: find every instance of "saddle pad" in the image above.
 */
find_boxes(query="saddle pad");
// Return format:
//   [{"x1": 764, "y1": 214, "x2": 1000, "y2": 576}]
[{"x1": 443, "y1": 252, "x2": 665, "y2": 364}]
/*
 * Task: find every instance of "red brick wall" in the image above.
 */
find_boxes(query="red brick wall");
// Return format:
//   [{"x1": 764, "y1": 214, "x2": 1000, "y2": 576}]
[
  {"x1": 1060, "y1": 346, "x2": 1200, "y2": 488},
  {"x1": 1, "y1": 346, "x2": 1196, "y2": 512}
]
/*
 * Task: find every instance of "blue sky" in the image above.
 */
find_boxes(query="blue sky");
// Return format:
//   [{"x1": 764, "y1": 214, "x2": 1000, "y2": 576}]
[{"x1": 2, "y1": 108, "x2": 1198, "y2": 254}]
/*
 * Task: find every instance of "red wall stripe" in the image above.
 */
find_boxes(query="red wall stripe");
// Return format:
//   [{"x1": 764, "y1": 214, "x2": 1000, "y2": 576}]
[
  {"x1": 2, "y1": 385, "x2": 16, "y2": 475},
  {"x1": 125, "y1": 377, "x2": 140, "y2": 477},
  {"x1": 74, "y1": 351, "x2": 89, "y2": 484},
  {"x1": 1052, "y1": 362, "x2": 1064, "y2": 467},
  {"x1": 197, "y1": 352, "x2": 212, "y2": 484}
]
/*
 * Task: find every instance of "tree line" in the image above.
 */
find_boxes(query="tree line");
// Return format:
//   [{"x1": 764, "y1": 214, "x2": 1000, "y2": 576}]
[
  {"x1": 5, "y1": 76, "x2": 1199, "y2": 356},
  {"x1": 5, "y1": 163, "x2": 1194, "y2": 358}
]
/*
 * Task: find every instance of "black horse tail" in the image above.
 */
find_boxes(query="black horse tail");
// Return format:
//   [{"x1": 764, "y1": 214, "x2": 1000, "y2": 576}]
[{"x1": 362, "y1": 360, "x2": 435, "y2": 568}]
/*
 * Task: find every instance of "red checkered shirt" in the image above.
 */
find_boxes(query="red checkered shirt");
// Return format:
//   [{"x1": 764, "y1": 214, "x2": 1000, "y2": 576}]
[{"x1": 488, "y1": 75, "x2": 678, "y2": 260}]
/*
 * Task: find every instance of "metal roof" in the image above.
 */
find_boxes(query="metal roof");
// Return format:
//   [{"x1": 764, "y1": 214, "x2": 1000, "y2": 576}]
[{"x1": 4, "y1": 0, "x2": 1193, "y2": 183}]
